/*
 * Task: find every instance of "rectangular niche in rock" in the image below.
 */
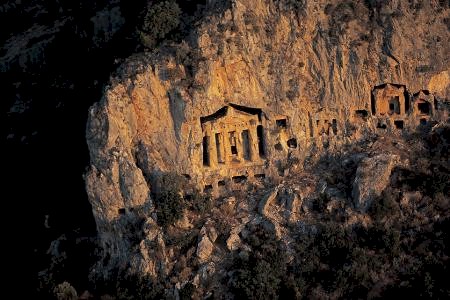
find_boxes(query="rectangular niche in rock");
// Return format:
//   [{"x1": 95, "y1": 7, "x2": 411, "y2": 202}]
[
  {"x1": 287, "y1": 138, "x2": 297, "y2": 148},
  {"x1": 332, "y1": 119, "x2": 338, "y2": 134},
  {"x1": 276, "y1": 118, "x2": 287, "y2": 128},
  {"x1": 232, "y1": 175, "x2": 247, "y2": 183},
  {"x1": 257, "y1": 125, "x2": 265, "y2": 157},
  {"x1": 204, "y1": 184, "x2": 213, "y2": 193},
  {"x1": 203, "y1": 136, "x2": 210, "y2": 166},
  {"x1": 417, "y1": 101, "x2": 430, "y2": 114},
  {"x1": 241, "y1": 129, "x2": 251, "y2": 161},
  {"x1": 412, "y1": 90, "x2": 434, "y2": 120},
  {"x1": 355, "y1": 110, "x2": 369, "y2": 120},
  {"x1": 394, "y1": 120, "x2": 404, "y2": 129},
  {"x1": 229, "y1": 131, "x2": 238, "y2": 155},
  {"x1": 389, "y1": 96, "x2": 400, "y2": 115},
  {"x1": 254, "y1": 173, "x2": 266, "y2": 179}
]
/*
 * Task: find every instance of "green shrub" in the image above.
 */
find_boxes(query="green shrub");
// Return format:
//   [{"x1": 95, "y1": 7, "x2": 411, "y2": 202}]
[
  {"x1": 179, "y1": 282, "x2": 195, "y2": 300},
  {"x1": 368, "y1": 188, "x2": 400, "y2": 222},
  {"x1": 53, "y1": 282, "x2": 77, "y2": 300},
  {"x1": 138, "y1": 0, "x2": 181, "y2": 48},
  {"x1": 124, "y1": 214, "x2": 146, "y2": 247},
  {"x1": 189, "y1": 190, "x2": 212, "y2": 215},
  {"x1": 279, "y1": 0, "x2": 307, "y2": 15},
  {"x1": 230, "y1": 223, "x2": 287, "y2": 299},
  {"x1": 116, "y1": 273, "x2": 163, "y2": 300},
  {"x1": 156, "y1": 189, "x2": 184, "y2": 227},
  {"x1": 154, "y1": 173, "x2": 186, "y2": 227}
]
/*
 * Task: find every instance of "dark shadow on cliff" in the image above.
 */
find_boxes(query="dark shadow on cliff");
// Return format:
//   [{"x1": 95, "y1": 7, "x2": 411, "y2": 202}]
[{"x1": 2, "y1": 0, "x2": 229, "y2": 296}]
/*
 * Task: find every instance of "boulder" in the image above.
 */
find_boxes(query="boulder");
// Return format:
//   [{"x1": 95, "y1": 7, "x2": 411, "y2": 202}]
[
  {"x1": 226, "y1": 232, "x2": 242, "y2": 251},
  {"x1": 226, "y1": 223, "x2": 247, "y2": 251},
  {"x1": 258, "y1": 186, "x2": 280, "y2": 217},
  {"x1": 196, "y1": 235, "x2": 214, "y2": 263},
  {"x1": 352, "y1": 154, "x2": 400, "y2": 212},
  {"x1": 200, "y1": 225, "x2": 218, "y2": 243},
  {"x1": 280, "y1": 189, "x2": 302, "y2": 222}
]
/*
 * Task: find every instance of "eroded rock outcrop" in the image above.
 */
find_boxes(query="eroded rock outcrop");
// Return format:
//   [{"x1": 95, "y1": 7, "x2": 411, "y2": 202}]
[
  {"x1": 196, "y1": 234, "x2": 214, "y2": 263},
  {"x1": 85, "y1": 0, "x2": 450, "y2": 279},
  {"x1": 352, "y1": 154, "x2": 400, "y2": 212}
]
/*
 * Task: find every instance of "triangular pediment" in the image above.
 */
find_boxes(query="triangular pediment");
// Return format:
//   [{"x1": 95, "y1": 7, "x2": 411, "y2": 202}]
[
  {"x1": 413, "y1": 90, "x2": 433, "y2": 102},
  {"x1": 201, "y1": 103, "x2": 262, "y2": 124},
  {"x1": 230, "y1": 106, "x2": 256, "y2": 117}
]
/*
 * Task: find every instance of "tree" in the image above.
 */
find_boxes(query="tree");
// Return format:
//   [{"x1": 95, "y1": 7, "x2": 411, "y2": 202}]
[{"x1": 138, "y1": 0, "x2": 181, "y2": 48}]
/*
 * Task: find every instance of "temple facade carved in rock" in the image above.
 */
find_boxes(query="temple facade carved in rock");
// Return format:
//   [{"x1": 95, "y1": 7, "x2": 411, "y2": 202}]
[
  {"x1": 197, "y1": 104, "x2": 275, "y2": 192},
  {"x1": 365, "y1": 83, "x2": 444, "y2": 130},
  {"x1": 200, "y1": 104, "x2": 266, "y2": 170},
  {"x1": 411, "y1": 90, "x2": 435, "y2": 126},
  {"x1": 371, "y1": 83, "x2": 409, "y2": 117}
]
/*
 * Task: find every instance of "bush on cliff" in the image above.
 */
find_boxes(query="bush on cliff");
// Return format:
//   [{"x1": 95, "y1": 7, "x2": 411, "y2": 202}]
[
  {"x1": 156, "y1": 189, "x2": 184, "y2": 227},
  {"x1": 230, "y1": 222, "x2": 287, "y2": 299},
  {"x1": 138, "y1": 0, "x2": 181, "y2": 48},
  {"x1": 154, "y1": 173, "x2": 186, "y2": 227},
  {"x1": 189, "y1": 190, "x2": 213, "y2": 215}
]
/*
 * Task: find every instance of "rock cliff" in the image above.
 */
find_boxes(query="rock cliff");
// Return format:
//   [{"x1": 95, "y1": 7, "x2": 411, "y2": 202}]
[{"x1": 85, "y1": 0, "x2": 450, "y2": 293}]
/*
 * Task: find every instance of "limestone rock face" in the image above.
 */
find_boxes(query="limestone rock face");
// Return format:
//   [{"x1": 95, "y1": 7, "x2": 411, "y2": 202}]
[
  {"x1": 226, "y1": 232, "x2": 242, "y2": 251},
  {"x1": 352, "y1": 154, "x2": 400, "y2": 212},
  {"x1": 258, "y1": 186, "x2": 280, "y2": 217},
  {"x1": 85, "y1": 0, "x2": 450, "y2": 274},
  {"x1": 197, "y1": 234, "x2": 214, "y2": 263}
]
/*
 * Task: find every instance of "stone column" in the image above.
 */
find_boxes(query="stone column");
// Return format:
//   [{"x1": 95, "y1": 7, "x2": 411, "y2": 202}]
[
  {"x1": 400, "y1": 94, "x2": 406, "y2": 115},
  {"x1": 236, "y1": 129, "x2": 244, "y2": 162},
  {"x1": 205, "y1": 125, "x2": 217, "y2": 168},
  {"x1": 220, "y1": 131, "x2": 226, "y2": 163},
  {"x1": 249, "y1": 124, "x2": 258, "y2": 162},
  {"x1": 223, "y1": 128, "x2": 231, "y2": 165},
  {"x1": 214, "y1": 131, "x2": 223, "y2": 164}
]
